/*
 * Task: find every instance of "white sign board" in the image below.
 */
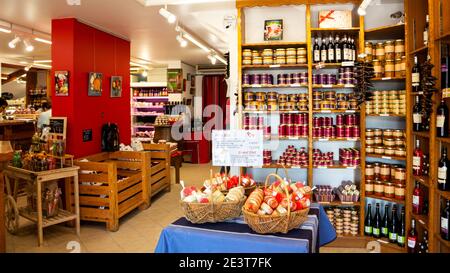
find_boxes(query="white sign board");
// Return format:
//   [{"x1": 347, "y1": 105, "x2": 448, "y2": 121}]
[{"x1": 212, "y1": 130, "x2": 263, "y2": 167}]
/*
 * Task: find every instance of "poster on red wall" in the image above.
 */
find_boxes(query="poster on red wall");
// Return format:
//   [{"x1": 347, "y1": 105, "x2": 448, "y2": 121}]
[
  {"x1": 88, "y1": 72, "x2": 103, "y2": 96},
  {"x1": 55, "y1": 71, "x2": 69, "y2": 96}
]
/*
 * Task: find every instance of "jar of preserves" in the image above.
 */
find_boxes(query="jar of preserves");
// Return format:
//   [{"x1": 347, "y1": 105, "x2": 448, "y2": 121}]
[
  {"x1": 252, "y1": 57, "x2": 263, "y2": 65},
  {"x1": 376, "y1": 43, "x2": 385, "y2": 61},
  {"x1": 313, "y1": 101, "x2": 321, "y2": 110},
  {"x1": 288, "y1": 94, "x2": 298, "y2": 102},
  {"x1": 394, "y1": 58, "x2": 403, "y2": 78},
  {"x1": 366, "y1": 180, "x2": 374, "y2": 195},
  {"x1": 366, "y1": 137, "x2": 375, "y2": 146},
  {"x1": 263, "y1": 57, "x2": 274, "y2": 65},
  {"x1": 252, "y1": 50, "x2": 260, "y2": 57},
  {"x1": 297, "y1": 47, "x2": 307, "y2": 56},
  {"x1": 384, "y1": 40, "x2": 395, "y2": 60},
  {"x1": 384, "y1": 60, "x2": 395, "y2": 77},
  {"x1": 262, "y1": 49, "x2": 273, "y2": 57},
  {"x1": 365, "y1": 42, "x2": 373, "y2": 56},
  {"x1": 383, "y1": 138, "x2": 396, "y2": 147},
  {"x1": 243, "y1": 49, "x2": 252, "y2": 57},
  {"x1": 375, "y1": 146, "x2": 385, "y2": 155},
  {"x1": 373, "y1": 60, "x2": 383, "y2": 78},
  {"x1": 394, "y1": 39, "x2": 405, "y2": 59},
  {"x1": 267, "y1": 101, "x2": 278, "y2": 111},
  {"x1": 374, "y1": 137, "x2": 383, "y2": 145},
  {"x1": 278, "y1": 94, "x2": 288, "y2": 103},
  {"x1": 373, "y1": 162, "x2": 381, "y2": 178},
  {"x1": 267, "y1": 92, "x2": 277, "y2": 101},
  {"x1": 383, "y1": 129, "x2": 394, "y2": 138},
  {"x1": 394, "y1": 138, "x2": 405, "y2": 146},
  {"x1": 385, "y1": 147, "x2": 396, "y2": 156},
  {"x1": 374, "y1": 181, "x2": 384, "y2": 196},
  {"x1": 384, "y1": 181, "x2": 395, "y2": 198},
  {"x1": 366, "y1": 129, "x2": 375, "y2": 137},
  {"x1": 313, "y1": 91, "x2": 323, "y2": 100},
  {"x1": 275, "y1": 48, "x2": 286, "y2": 57},
  {"x1": 298, "y1": 93, "x2": 308, "y2": 102},
  {"x1": 244, "y1": 92, "x2": 255, "y2": 101},
  {"x1": 400, "y1": 56, "x2": 406, "y2": 77},
  {"x1": 394, "y1": 183, "x2": 405, "y2": 200},
  {"x1": 297, "y1": 56, "x2": 307, "y2": 64},
  {"x1": 255, "y1": 92, "x2": 266, "y2": 102},
  {"x1": 366, "y1": 145, "x2": 375, "y2": 154},
  {"x1": 366, "y1": 163, "x2": 375, "y2": 180},
  {"x1": 243, "y1": 58, "x2": 252, "y2": 65},
  {"x1": 380, "y1": 164, "x2": 391, "y2": 180},
  {"x1": 394, "y1": 146, "x2": 406, "y2": 157},
  {"x1": 286, "y1": 48, "x2": 296, "y2": 56},
  {"x1": 395, "y1": 167, "x2": 406, "y2": 183},
  {"x1": 287, "y1": 56, "x2": 297, "y2": 64},
  {"x1": 393, "y1": 129, "x2": 404, "y2": 138},
  {"x1": 275, "y1": 57, "x2": 286, "y2": 64}
]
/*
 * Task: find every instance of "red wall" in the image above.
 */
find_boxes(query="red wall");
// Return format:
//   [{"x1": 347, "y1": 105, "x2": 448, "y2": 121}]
[{"x1": 52, "y1": 18, "x2": 131, "y2": 158}]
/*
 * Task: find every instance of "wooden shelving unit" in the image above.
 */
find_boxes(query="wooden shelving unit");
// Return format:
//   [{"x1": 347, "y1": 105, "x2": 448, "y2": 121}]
[
  {"x1": 242, "y1": 64, "x2": 308, "y2": 69},
  {"x1": 412, "y1": 213, "x2": 429, "y2": 228},
  {"x1": 413, "y1": 131, "x2": 430, "y2": 138},
  {"x1": 413, "y1": 174, "x2": 430, "y2": 187},
  {"x1": 365, "y1": 24, "x2": 405, "y2": 40},
  {"x1": 242, "y1": 84, "x2": 308, "y2": 88},
  {"x1": 366, "y1": 154, "x2": 406, "y2": 161},
  {"x1": 365, "y1": 194, "x2": 406, "y2": 205}
]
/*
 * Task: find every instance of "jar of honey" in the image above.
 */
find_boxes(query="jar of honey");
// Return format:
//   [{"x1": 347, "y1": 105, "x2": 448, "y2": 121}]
[
  {"x1": 376, "y1": 43, "x2": 385, "y2": 61},
  {"x1": 385, "y1": 147, "x2": 396, "y2": 156},
  {"x1": 366, "y1": 145, "x2": 375, "y2": 154},
  {"x1": 375, "y1": 146, "x2": 385, "y2": 155},
  {"x1": 374, "y1": 181, "x2": 384, "y2": 196},
  {"x1": 297, "y1": 56, "x2": 307, "y2": 64},
  {"x1": 394, "y1": 39, "x2": 405, "y2": 59},
  {"x1": 395, "y1": 146, "x2": 406, "y2": 157},
  {"x1": 366, "y1": 163, "x2": 375, "y2": 180},
  {"x1": 380, "y1": 164, "x2": 391, "y2": 180},
  {"x1": 384, "y1": 60, "x2": 395, "y2": 77},
  {"x1": 366, "y1": 137, "x2": 375, "y2": 146},
  {"x1": 275, "y1": 48, "x2": 286, "y2": 57},
  {"x1": 263, "y1": 57, "x2": 274, "y2": 65},
  {"x1": 384, "y1": 40, "x2": 395, "y2": 60},
  {"x1": 262, "y1": 49, "x2": 273, "y2": 57},
  {"x1": 395, "y1": 59, "x2": 403, "y2": 78},
  {"x1": 243, "y1": 49, "x2": 252, "y2": 57},
  {"x1": 366, "y1": 180, "x2": 374, "y2": 195},
  {"x1": 287, "y1": 56, "x2": 297, "y2": 64},
  {"x1": 395, "y1": 167, "x2": 406, "y2": 183},
  {"x1": 373, "y1": 60, "x2": 383, "y2": 78},
  {"x1": 384, "y1": 181, "x2": 395, "y2": 198},
  {"x1": 394, "y1": 183, "x2": 405, "y2": 200}
]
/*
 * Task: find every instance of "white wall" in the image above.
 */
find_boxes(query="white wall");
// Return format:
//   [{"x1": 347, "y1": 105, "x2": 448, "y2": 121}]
[
  {"x1": 364, "y1": 2, "x2": 404, "y2": 30},
  {"x1": 2, "y1": 80, "x2": 26, "y2": 99}
]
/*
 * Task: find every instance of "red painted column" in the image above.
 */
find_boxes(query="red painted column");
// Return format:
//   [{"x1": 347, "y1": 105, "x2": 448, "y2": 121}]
[{"x1": 52, "y1": 18, "x2": 130, "y2": 158}]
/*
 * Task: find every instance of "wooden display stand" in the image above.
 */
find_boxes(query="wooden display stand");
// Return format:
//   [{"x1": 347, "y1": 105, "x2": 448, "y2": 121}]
[
  {"x1": 3, "y1": 166, "x2": 80, "y2": 247},
  {"x1": 142, "y1": 143, "x2": 172, "y2": 204},
  {"x1": 75, "y1": 151, "x2": 151, "y2": 231}
]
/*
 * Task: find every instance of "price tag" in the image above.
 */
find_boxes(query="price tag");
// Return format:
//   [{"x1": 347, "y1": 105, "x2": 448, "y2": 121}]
[
  {"x1": 291, "y1": 84, "x2": 301, "y2": 87},
  {"x1": 381, "y1": 77, "x2": 392, "y2": 81},
  {"x1": 341, "y1": 201, "x2": 354, "y2": 204},
  {"x1": 318, "y1": 166, "x2": 328, "y2": 169},
  {"x1": 321, "y1": 110, "x2": 332, "y2": 113},
  {"x1": 253, "y1": 166, "x2": 263, "y2": 168},
  {"x1": 380, "y1": 114, "x2": 390, "y2": 117},
  {"x1": 252, "y1": 84, "x2": 262, "y2": 88},
  {"x1": 292, "y1": 166, "x2": 301, "y2": 169},
  {"x1": 319, "y1": 201, "x2": 331, "y2": 204},
  {"x1": 341, "y1": 61, "x2": 354, "y2": 67},
  {"x1": 346, "y1": 166, "x2": 357, "y2": 169},
  {"x1": 344, "y1": 84, "x2": 355, "y2": 88},
  {"x1": 416, "y1": 92, "x2": 424, "y2": 95},
  {"x1": 347, "y1": 138, "x2": 358, "y2": 141},
  {"x1": 322, "y1": 84, "x2": 333, "y2": 88},
  {"x1": 269, "y1": 65, "x2": 281, "y2": 68},
  {"x1": 319, "y1": 138, "x2": 329, "y2": 141},
  {"x1": 345, "y1": 110, "x2": 356, "y2": 113},
  {"x1": 382, "y1": 156, "x2": 392, "y2": 160},
  {"x1": 377, "y1": 239, "x2": 389, "y2": 244},
  {"x1": 288, "y1": 136, "x2": 297, "y2": 140}
]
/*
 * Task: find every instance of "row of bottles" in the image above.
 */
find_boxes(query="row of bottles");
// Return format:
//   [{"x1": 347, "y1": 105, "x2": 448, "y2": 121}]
[
  {"x1": 313, "y1": 35, "x2": 357, "y2": 64},
  {"x1": 365, "y1": 204, "x2": 406, "y2": 246}
]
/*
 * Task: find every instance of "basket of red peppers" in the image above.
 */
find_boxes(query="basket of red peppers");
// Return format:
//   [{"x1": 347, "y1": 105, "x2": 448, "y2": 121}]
[{"x1": 242, "y1": 173, "x2": 312, "y2": 234}]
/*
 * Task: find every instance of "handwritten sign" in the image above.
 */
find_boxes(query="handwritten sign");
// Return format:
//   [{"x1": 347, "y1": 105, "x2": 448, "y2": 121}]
[
  {"x1": 49, "y1": 117, "x2": 67, "y2": 138},
  {"x1": 212, "y1": 130, "x2": 263, "y2": 167}
]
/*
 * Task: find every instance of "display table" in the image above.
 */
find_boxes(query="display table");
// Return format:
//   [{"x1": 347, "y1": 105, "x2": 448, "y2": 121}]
[{"x1": 155, "y1": 203, "x2": 335, "y2": 253}]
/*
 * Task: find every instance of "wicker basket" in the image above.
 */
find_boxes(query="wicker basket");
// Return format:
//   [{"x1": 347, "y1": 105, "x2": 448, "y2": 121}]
[
  {"x1": 221, "y1": 185, "x2": 257, "y2": 196},
  {"x1": 242, "y1": 173, "x2": 310, "y2": 234},
  {"x1": 181, "y1": 196, "x2": 247, "y2": 224}
]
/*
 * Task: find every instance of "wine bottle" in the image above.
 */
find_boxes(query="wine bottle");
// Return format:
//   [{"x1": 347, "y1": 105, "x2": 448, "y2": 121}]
[
  {"x1": 389, "y1": 205, "x2": 399, "y2": 243},
  {"x1": 381, "y1": 204, "x2": 390, "y2": 238},
  {"x1": 412, "y1": 55, "x2": 421, "y2": 92},
  {"x1": 342, "y1": 36, "x2": 349, "y2": 62},
  {"x1": 441, "y1": 200, "x2": 450, "y2": 241},
  {"x1": 443, "y1": 44, "x2": 450, "y2": 97},
  {"x1": 351, "y1": 38, "x2": 356, "y2": 61},
  {"x1": 424, "y1": 14, "x2": 429, "y2": 46},
  {"x1": 335, "y1": 35, "x2": 342, "y2": 63},
  {"x1": 407, "y1": 219, "x2": 418, "y2": 253},
  {"x1": 321, "y1": 38, "x2": 328, "y2": 63},
  {"x1": 372, "y1": 203, "x2": 382, "y2": 238},
  {"x1": 313, "y1": 38, "x2": 321, "y2": 63},
  {"x1": 413, "y1": 96, "x2": 423, "y2": 131},
  {"x1": 365, "y1": 204, "x2": 373, "y2": 236},
  {"x1": 412, "y1": 181, "x2": 423, "y2": 214},
  {"x1": 413, "y1": 140, "x2": 423, "y2": 176},
  {"x1": 397, "y1": 207, "x2": 406, "y2": 247},
  {"x1": 438, "y1": 147, "x2": 450, "y2": 191},
  {"x1": 327, "y1": 35, "x2": 334, "y2": 63},
  {"x1": 436, "y1": 99, "x2": 449, "y2": 137}
]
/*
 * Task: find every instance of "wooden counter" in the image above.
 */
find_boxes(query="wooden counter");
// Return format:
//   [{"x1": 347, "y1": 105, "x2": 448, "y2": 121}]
[{"x1": 0, "y1": 120, "x2": 36, "y2": 150}]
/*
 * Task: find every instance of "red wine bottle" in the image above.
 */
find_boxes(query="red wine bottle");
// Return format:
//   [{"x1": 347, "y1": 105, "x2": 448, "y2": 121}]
[{"x1": 436, "y1": 99, "x2": 449, "y2": 137}]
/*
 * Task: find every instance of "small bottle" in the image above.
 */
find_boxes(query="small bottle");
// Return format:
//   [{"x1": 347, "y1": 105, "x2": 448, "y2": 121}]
[
  {"x1": 389, "y1": 205, "x2": 399, "y2": 243},
  {"x1": 372, "y1": 203, "x2": 382, "y2": 238},
  {"x1": 365, "y1": 204, "x2": 373, "y2": 236},
  {"x1": 407, "y1": 219, "x2": 418, "y2": 253},
  {"x1": 442, "y1": 200, "x2": 450, "y2": 241},
  {"x1": 397, "y1": 207, "x2": 406, "y2": 247}
]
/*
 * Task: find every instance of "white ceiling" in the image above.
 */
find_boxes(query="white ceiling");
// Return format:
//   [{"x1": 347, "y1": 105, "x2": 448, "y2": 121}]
[{"x1": 0, "y1": 0, "x2": 236, "y2": 66}]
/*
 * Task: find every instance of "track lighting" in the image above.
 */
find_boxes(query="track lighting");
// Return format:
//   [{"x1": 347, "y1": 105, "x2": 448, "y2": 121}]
[
  {"x1": 176, "y1": 34, "x2": 187, "y2": 47},
  {"x1": 24, "y1": 65, "x2": 32, "y2": 71},
  {"x1": 159, "y1": 6, "x2": 176, "y2": 24},
  {"x1": 23, "y1": 39, "x2": 34, "y2": 52},
  {"x1": 8, "y1": 36, "x2": 21, "y2": 49}
]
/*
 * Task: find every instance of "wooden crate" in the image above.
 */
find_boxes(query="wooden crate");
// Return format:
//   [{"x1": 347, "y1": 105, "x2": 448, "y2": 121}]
[
  {"x1": 74, "y1": 151, "x2": 150, "y2": 231},
  {"x1": 142, "y1": 143, "x2": 171, "y2": 204}
]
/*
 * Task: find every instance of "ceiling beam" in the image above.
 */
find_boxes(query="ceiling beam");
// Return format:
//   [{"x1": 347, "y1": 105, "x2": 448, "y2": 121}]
[{"x1": 1, "y1": 69, "x2": 26, "y2": 85}]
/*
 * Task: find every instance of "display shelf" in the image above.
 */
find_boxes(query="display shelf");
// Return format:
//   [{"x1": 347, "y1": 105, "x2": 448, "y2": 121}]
[
  {"x1": 436, "y1": 137, "x2": 450, "y2": 144},
  {"x1": 374, "y1": 238, "x2": 407, "y2": 252},
  {"x1": 313, "y1": 137, "x2": 360, "y2": 142},
  {"x1": 412, "y1": 213, "x2": 429, "y2": 228},
  {"x1": 312, "y1": 109, "x2": 359, "y2": 114},
  {"x1": 365, "y1": 24, "x2": 405, "y2": 40},
  {"x1": 317, "y1": 201, "x2": 361, "y2": 206},
  {"x1": 413, "y1": 175, "x2": 430, "y2": 187},
  {"x1": 243, "y1": 110, "x2": 309, "y2": 114},
  {"x1": 311, "y1": 27, "x2": 360, "y2": 32},
  {"x1": 19, "y1": 208, "x2": 77, "y2": 228},
  {"x1": 366, "y1": 114, "x2": 406, "y2": 118},
  {"x1": 242, "y1": 64, "x2": 308, "y2": 69},
  {"x1": 312, "y1": 62, "x2": 355, "y2": 69},
  {"x1": 242, "y1": 84, "x2": 308, "y2": 88},
  {"x1": 133, "y1": 125, "x2": 155, "y2": 128},
  {"x1": 412, "y1": 131, "x2": 430, "y2": 138},
  {"x1": 435, "y1": 30, "x2": 450, "y2": 42},
  {"x1": 242, "y1": 41, "x2": 307, "y2": 48},
  {"x1": 435, "y1": 233, "x2": 450, "y2": 248},
  {"x1": 371, "y1": 77, "x2": 406, "y2": 81},
  {"x1": 313, "y1": 162, "x2": 359, "y2": 169},
  {"x1": 437, "y1": 189, "x2": 450, "y2": 200},
  {"x1": 365, "y1": 194, "x2": 405, "y2": 205},
  {"x1": 409, "y1": 45, "x2": 428, "y2": 55},
  {"x1": 366, "y1": 154, "x2": 406, "y2": 161},
  {"x1": 312, "y1": 84, "x2": 355, "y2": 89},
  {"x1": 132, "y1": 96, "x2": 168, "y2": 100}
]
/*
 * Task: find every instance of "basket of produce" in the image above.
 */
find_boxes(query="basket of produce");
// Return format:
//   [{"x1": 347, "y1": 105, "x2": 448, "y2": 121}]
[
  {"x1": 180, "y1": 181, "x2": 247, "y2": 224},
  {"x1": 242, "y1": 173, "x2": 312, "y2": 234},
  {"x1": 204, "y1": 172, "x2": 257, "y2": 196}
]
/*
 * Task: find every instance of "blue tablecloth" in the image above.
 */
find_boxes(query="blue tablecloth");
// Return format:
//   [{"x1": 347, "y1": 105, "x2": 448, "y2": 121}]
[{"x1": 155, "y1": 203, "x2": 336, "y2": 253}]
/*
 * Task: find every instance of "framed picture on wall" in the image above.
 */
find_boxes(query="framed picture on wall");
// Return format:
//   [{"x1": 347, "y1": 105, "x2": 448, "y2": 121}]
[
  {"x1": 191, "y1": 75, "x2": 196, "y2": 88},
  {"x1": 110, "y1": 76, "x2": 122, "y2": 98},
  {"x1": 88, "y1": 72, "x2": 103, "y2": 96},
  {"x1": 55, "y1": 71, "x2": 69, "y2": 96},
  {"x1": 264, "y1": 19, "x2": 283, "y2": 41},
  {"x1": 167, "y1": 69, "x2": 183, "y2": 93}
]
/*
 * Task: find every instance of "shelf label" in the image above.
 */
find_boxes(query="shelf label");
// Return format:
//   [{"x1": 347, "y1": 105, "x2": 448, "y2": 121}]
[
  {"x1": 415, "y1": 92, "x2": 424, "y2": 95},
  {"x1": 253, "y1": 166, "x2": 263, "y2": 168},
  {"x1": 419, "y1": 220, "x2": 425, "y2": 225},
  {"x1": 319, "y1": 138, "x2": 329, "y2": 141},
  {"x1": 322, "y1": 84, "x2": 333, "y2": 88},
  {"x1": 341, "y1": 202, "x2": 354, "y2": 204},
  {"x1": 346, "y1": 166, "x2": 357, "y2": 169},
  {"x1": 341, "y1": 61, "x2": 354, "y2": 67},
  {"x1": 288, "y1": 137, "x2": 298, "y2": 140},
  {"x1": 321, "y1": 110, "x2": 332, "y2": 113},
  {"x1": 252, "y1": 84, "x2": 262, "y2": 88},
  {"x1": 380, "y1": 114, "x2": 390, "y2": 117},
  {"x1": 347, "y1": 138, "x2": 358, "y2": 141},
  {"x1": 381, "y1": 156, "x2": 392, "y2": 160},
  {"x1": 345, "y1": 110, "x2": 356, "y2": 113},
  {"x1": 381, "y1": 77, "x2": 392, "y2": 81},
  {"x1": 291, "y1": 166, "x2": 301, "y2": 169},
  {"x1": 377, "y1": 239, "x2": 389, "y2": 245},
  {"x1": 319, "y1": 201, "x2": 331, "y2": 204},
  {"x1": 269, "y1": 65, "x2": 281, "y2": 68},
  {"x1": 318, "y1": 166, "x2": 328, "y2": 169},
  {"x1": 291, "y1": 84, "x2": 301, "y2": 87},
  {"x1": 344, "y1": 84, "x2": 355, "y2": 88}
]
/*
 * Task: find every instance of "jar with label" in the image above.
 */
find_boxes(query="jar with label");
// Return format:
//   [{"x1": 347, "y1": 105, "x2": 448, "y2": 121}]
[
  {"x1": 374, "y1": 129, "x2": 383, "y2": 137},
  {"x1": 243, "y1": 58, "x2": 252, "y2": 65},
  {"x1": 297, "y1": 56, "x2": 307, "y2": 64},
  {"x1": 394, "y1": 183, "x2": 405, "y2": 200},
  {"x1": 400, "y1": 56, "x2": 406, "y2": 77},
  {"x1": 374, "y1": 162, "x2": 381, "y2": 178},
  {"x1": 252, "y1": 50, "x2": 260, "y2": 57},
  {"x1": 376, "y1": 43, "x2": 385, "y2": 61},
  {"x1": 263, "y1": 57, "x2": 274, "y2": 65},
  {"x1": 380, "y1": 164, "x2": 391, "y2": 180},
  {"x1": 385, "y1": 60, "x2": 395, "y2": 77},
  {"x1": 286, "y1": 56, "x2": 297, "y2": 64},
  {"x1": 366, "y1": 180, "x2": 374, "y2": 195},
  {"x1": 393, "y1": 129, "x2": 404, "y2": 138},
  {"x1": 384, "y1": 181, "x2": 395, "y2": 198},
  {"x1": 395, "y1": 59, "x2": 403, "y2": 77},
  {"x1": 275, "y1": 57, "x2": 286, "y2": 65},
  {"x1": 373, "y1": 60, "x2": 383, "y2": 78},
  {"x1": 366, "y1": 137, "x2": 375, "y2": 146},
  {"x1": 275, "y1": 48, "x2": 286, "y2": 57},
  {"x1": 365, "y1": 42, "x2": 373, "y2": 56},
  {"x1": 383, "y1": 129, "x2": 394, "y2": 138},
  {"x1": 297, "y1": 48, "x2": 307, "y2": 56},
  {"x1": 385, "y1": 147, "x2": 396, "y2": 156},
  {"x1": 366, "y1": 145, "x2": 375, "y2": 154},
  {"x1": 374, "y1": 137, "x2": 383, "y2": 145},
  {"x1": 366, "y1": 129, "x2": 375, "y2": 137},
  {"x1": 395, "y1": 147, "x2": 406, "y2": 157},
  {"x1": 384, "y1": 41, "x2": 395, "y2": 60},
  {"x1": 366, "y1": 163, "x2": 375, "y2": 180},
  {"x1": 374, "y1": 181, "x2": 384, "y2": 196},
  {"x1": 262, "y1": 49, "x2": 273, "y2": 57},
  {"x1": 384, "y1": 138, "x2": 396, "y2": 147},
  {"x1": 252, "y1": 57, "x2": 263, "y2": 65},
  {"x1": 394, "y1": 39, "x2": 405, "y2": 59},
  {"x1": 243, "y1": 49, "x2": 252, "y2": 57},
  {"x1": 395, "y1": 138, "x2": 405, "y2": 146},
  {"x1": 395, "y1": 167, "x2": 406, "y2": 183}
]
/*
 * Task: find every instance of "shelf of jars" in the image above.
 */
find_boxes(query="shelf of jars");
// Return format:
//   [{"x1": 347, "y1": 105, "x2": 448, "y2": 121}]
[{"x1": 366, "y1": 154, "x2": 406, "y2": 161}]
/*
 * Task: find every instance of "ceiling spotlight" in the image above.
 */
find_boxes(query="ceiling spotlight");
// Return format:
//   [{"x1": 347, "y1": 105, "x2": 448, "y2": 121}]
[
  {"x1": 24, "y1": 65, "x2": 32, "y2": 71},
  {"x1": 23, "y1": 39, "x2": 34, "y2": 52},
  {"x1": 358, "y1": 0, "x2": 372, "y2": 16},
  {"x1": 208, "y1": 54, "x2": 217, "y2": 65},
  {"x1": 142, "y1": 70, "x2": 148, "y2": 77},
  {"x1": 66, "y1": 0, "x2": 81, "y2": 5},
  {"x1": 0, "y1": 26, "x2": 11, "y2": 33},
  {"x1": 8, "y1": 36, "x2": 21, "y2": 49},
  {"x1": 176, "y1": 34, "x2": 187, "y2": 47},
  {"x1": 159, "y1": 6, "x2": 176, "y2": 24}
]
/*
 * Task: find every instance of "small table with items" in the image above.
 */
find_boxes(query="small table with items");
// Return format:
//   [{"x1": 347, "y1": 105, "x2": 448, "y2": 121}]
[
  {"x1": 3, "y1": 165, "x2": 80, "y2": 246},
  {"x1": 155, "y1": 203, "x2": 336, "y2": 253}
]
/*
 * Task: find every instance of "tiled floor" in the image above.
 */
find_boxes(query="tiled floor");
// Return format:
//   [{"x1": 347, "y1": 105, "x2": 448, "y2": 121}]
[{"x1": 6, "y1": 163, "x2": 220, "y2": 253}]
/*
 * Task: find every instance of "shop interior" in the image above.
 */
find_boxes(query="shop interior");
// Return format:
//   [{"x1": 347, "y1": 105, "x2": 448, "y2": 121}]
[{"x1": 0, "y1": 0, "x2": 449, "y2": 254}]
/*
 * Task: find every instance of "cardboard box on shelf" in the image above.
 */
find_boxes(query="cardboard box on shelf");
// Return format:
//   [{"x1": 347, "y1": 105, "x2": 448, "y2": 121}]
[{"x1": 319, "y1": 10, "x2": 352, "y2": 29}]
